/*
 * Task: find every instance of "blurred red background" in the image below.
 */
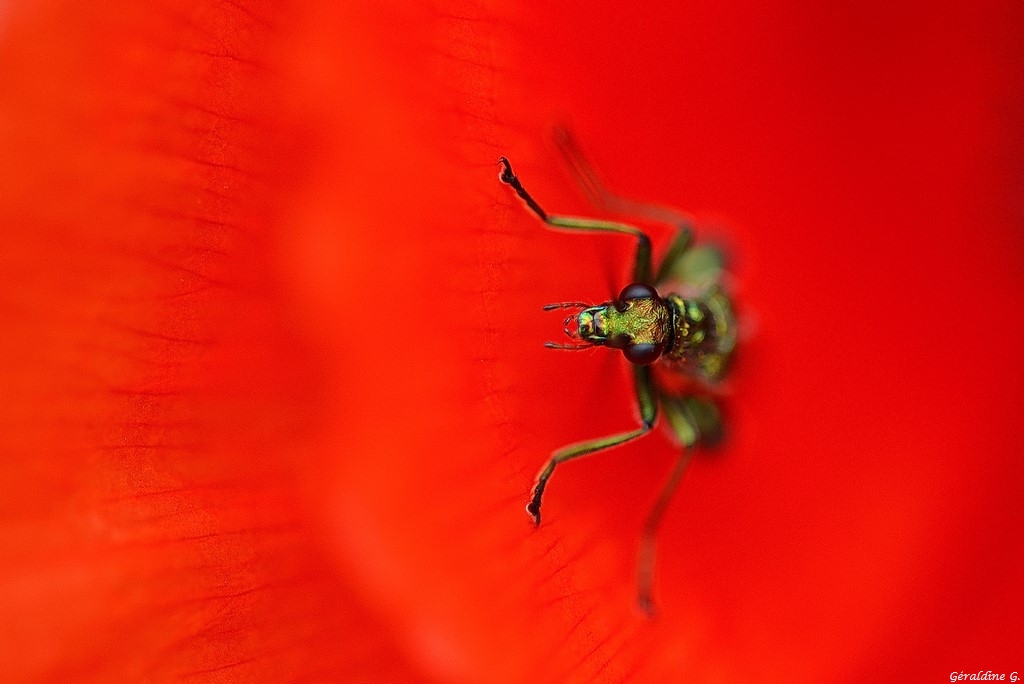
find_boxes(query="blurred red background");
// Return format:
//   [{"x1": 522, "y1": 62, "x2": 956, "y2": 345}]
[{"x1": 1, "y1": 0, "x2": 1021, "y2": 682}]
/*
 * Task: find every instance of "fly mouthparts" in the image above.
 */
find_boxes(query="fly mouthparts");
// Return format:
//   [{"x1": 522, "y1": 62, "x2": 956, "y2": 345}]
[
  {"x1": 542, "y1": 301, "x2": 586, "y2": 341},
  {"x1": 562, "y1": 315, "x2": 581, "y2": 340}
]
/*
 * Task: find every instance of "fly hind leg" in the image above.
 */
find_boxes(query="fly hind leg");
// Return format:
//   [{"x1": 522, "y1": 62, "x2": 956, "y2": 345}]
[
  {"x1": 553, "y1": 127, "x2": 696, "y2": 229},
  {"x1": 551, "y1": 128, "x2": 703, "y2": 288},
  {"x1": 636, "y1": 394, "x2": 723, "y2": 614}
]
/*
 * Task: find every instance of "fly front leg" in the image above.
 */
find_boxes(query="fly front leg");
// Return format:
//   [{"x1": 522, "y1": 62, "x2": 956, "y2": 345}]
[
  {"x1": 527, "y1": 365, "x2": 658, "y2": 525},
  {"x1": 499, "y1": 157, "x2": 653, "y2": 284}
]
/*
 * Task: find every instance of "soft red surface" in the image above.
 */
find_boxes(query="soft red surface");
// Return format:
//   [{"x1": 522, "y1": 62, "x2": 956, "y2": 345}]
[{"x1": 1, "y1": 1, "x2": 1022, "y2": 682}]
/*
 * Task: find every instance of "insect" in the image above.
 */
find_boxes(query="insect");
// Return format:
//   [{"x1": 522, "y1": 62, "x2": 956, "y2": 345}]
[{"x1": 498, "y1": 135, "x2": 736, "y2": 614}]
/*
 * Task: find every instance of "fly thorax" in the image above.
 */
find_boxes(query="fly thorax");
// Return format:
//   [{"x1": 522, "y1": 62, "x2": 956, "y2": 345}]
[{"x1": 601, "y1": 297, "x2": 672, "y2": 349}]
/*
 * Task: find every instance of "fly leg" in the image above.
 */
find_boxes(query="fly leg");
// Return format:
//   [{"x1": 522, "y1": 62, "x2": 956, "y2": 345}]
[
  {"x1": 553, "y1": 127, "x2": 698, "y2": 229},
  {"x1": 636, "y1": 395, "x2": 722, "y2": 614},
  {"x1": 653, "y1": 228, "x2": 694, "y2": 285},
  {"x1": 636, "y1": 193, "x2": 722, "y2": 289},
  {"x1": 656, "y1": 242, "x2": 726, "y2": 290},
  {"x1": 552, "y1": 127, "x2": 700, "y2": 287},
  {"x1": 499, "y1": 157, "x2": 653, "y2": 284},
  {"x1": 527, "y1": 365, "x2": 658, "y2": 524},
  {"x1": 637, "y1": 447, "x2": 694, "y2": 616}
]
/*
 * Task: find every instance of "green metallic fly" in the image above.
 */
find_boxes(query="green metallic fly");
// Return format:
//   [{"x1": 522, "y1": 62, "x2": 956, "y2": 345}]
[{"x1": 499, "y1": 134, "x2": 737, "y2": 614}]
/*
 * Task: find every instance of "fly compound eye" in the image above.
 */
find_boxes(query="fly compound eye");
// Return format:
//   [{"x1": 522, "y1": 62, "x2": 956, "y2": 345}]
[
  {"x1": 622, "y1": 342, "x2": 663, "y2": 365},
  {"x1": 616, "y1": 283, "x2": 659, "y2": 311}
]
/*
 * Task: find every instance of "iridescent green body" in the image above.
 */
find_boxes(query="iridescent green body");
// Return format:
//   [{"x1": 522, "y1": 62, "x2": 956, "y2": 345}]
[
  {"x1": 572, "y1": 288, "x2": 735, "y2": 380},
  {"x1": 498, "y1": 143, "x2": 737, "y2": 616}
]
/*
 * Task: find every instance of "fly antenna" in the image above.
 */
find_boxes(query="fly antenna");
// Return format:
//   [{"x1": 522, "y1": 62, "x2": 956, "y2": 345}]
[
  {"x1": 542, "y1": 301, "x2": 590, "y2": 311},
  {"x1": 544, "y1": 342, "x2": 591, "y2": 351}
]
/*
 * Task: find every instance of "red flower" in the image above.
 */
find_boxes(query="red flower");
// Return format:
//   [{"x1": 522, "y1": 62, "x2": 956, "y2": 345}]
[{"x1": 1, "y1": 1, "x2": 1021, "y2": 681}]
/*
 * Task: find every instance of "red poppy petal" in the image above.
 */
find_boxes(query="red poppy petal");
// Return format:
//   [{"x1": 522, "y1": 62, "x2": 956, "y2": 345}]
[
  {"x1": 0, "y1": 2, "x2": 427, "y2": 680},
  {"x1": 3, "y1": 0, "x2": 1022, "y2": 681}
]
